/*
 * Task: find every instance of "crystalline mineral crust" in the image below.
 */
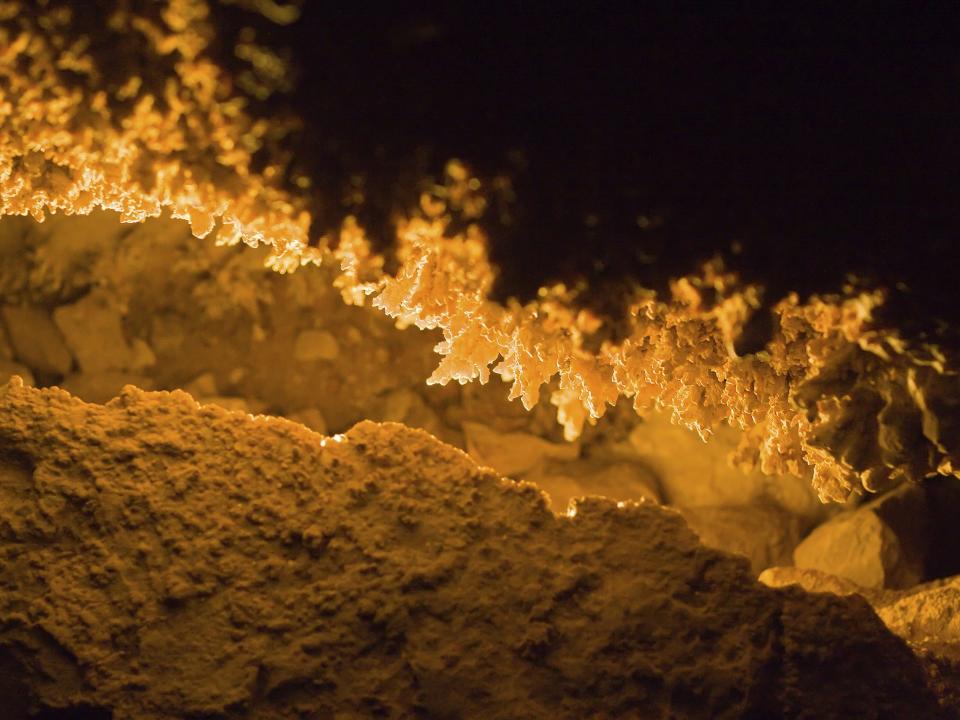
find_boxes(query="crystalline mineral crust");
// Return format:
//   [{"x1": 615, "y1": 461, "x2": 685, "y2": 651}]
[
  {"x1": 0, "y1": 379, "x2": 953, "y2": 718},
  {"x1": 2, "y1": 0, "x2": 958, "y2": 502}
]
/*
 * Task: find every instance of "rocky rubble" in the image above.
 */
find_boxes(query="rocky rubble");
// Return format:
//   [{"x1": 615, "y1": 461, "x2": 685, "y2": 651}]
[{"x1": 0, "y1": 380, "x2": 954, "y2": 718}]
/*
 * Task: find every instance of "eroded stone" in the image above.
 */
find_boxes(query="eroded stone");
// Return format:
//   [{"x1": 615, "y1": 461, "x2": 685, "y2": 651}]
[{"x1": 0, "y1": 381, "x2": 950, "y2": 719}]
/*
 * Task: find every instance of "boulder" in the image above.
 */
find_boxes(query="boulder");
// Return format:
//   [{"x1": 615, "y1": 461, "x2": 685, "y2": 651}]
[
  {"x1": 876, "y1": 576, "x2": 960, "y2": 648},
  {"x1": 0, "y1": 381, "x2": 951, "y2": 719},
  {"x1": 628, "y1": 413, "x2": 827, "y2": 524},
  {"x1": 293, "y1": 329, "x2": 340, "y2": 362},
  {"x1": 287, "y1": 407, "x2": 328, "y2": 434},
  {"x1": 463, "y1": 420, "x2": 579, "y2": 477},
  {"x1": 758, "y1": 566, "x2": 893, "y2": 605},
  {"x1": 0, "y1": 304, "x2": 73, "y2": 376},
  {"x1": 527, "y1": 461, "x2": 661, "y2": 513},
  {"x1": 680, "y1": 502, "x2": 803, "y2": 573},
  {"x1": 184, "y1": 372, "x2": 219, "y2": 398},
  {"x1": 761, "y1": 566, "x2": 960, "y2": 654},
  {"x1": 52, "y1": 290, "x2": 135, "y2": 373},
  {"x1": 792, "y1": 486, "x2": 926, "y2": 589}
]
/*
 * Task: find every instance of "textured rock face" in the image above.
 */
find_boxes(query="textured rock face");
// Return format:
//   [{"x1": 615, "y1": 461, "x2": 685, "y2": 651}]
[{"x1": 0, "y1": 381, "x2": 951, "y2": 719}]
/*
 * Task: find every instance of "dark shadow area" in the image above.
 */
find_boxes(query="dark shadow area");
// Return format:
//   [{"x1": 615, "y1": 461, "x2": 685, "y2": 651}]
[{"x1": 205, "y1": 2, "x2": 960, "y2": 338}]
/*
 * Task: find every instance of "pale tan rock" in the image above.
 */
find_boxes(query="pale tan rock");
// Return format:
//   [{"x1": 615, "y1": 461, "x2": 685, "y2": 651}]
[
  {"x1": 529, "y1": 460, "x2": 662, "y2": 513},
  {"x1": 0, "y1": 360, "x2": 34, "y2": 387},
  {"x1": 628, "y1": 413, "x2": 827, "y2": 524},
  {"x1": 463, "y1": 421, "x2": 579, "y2": 477},
  {"x1": 0, "y1": 304, "x2": 73, "y2": 376},
  {"x1": 293, "y1": 329, "x2": 340, "y2": 362},
  {"x1": 378, "y1": 389, "x2": 445, "y2": 438},
  {"x1": 758, "y1": 566, "x2": 889, "y2": 603},
  {"x1": 380, "y1": 388, "x2": 416, "y2": 423},
  {"x1": 680, "y1": 502, "x2": 803, "y2": 573},
  {"x1": 61, "y1": 372, "x2": 155, "y2": 404},
  {"x1": 793, "y1": 502, "x2": 923, "y2": 589},
  {"x1": 288, "y1": 407, "x2": 328, "y2": 434},
  {"x1": 184, "y1": 372, "x2": 219, "y2": 398},
  {"x1": 53, "y1": 290, "x2": 135, "y2": 373}
]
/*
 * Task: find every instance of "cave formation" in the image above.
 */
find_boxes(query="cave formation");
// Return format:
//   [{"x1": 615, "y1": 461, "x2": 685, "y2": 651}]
[{"x1": 1, "y1": 2, "x2": 960, "y2": 718}]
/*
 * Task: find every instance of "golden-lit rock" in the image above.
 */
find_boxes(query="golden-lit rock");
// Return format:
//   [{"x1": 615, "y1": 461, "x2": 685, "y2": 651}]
[
  {"x1": 0, "y1": 304, "x2": 73, "y2": 376},
  {"x1": 292, "y1": 328, "x2": 340, "y2": 362},
  {"x1": 0, "y1": 380, "x2": 951, "y2": 718},
  {"x1": 525, "y1": 460, "x2": 662, "y2": 513},
  {"x1": 463, "y1": 420, "x2": 579, "y2": 477},
  {"x1": 679, "y1": 502, "x2": 803, "y2": 574},
  {"x1": 793, "y1": 501, "x2": 924, "y2": 590},
  {"x1": 1, "y1": 0, "x2": 957, "y2": 504},
  {"x1": 53, "y1": 290, "x2": 136, "y2": 373},
  {"x1": 0, "y1": 321, "x2": 11, "y2": 360}
]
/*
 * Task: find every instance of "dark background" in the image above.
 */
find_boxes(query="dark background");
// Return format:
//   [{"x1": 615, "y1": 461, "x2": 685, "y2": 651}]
[{"x1": 217, "y1": 1, "x2": 960, "y2": 338}]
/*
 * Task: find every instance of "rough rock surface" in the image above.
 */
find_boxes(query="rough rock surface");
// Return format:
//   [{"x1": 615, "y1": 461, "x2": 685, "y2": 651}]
[
  {"x1": 759, "y1": 567, "x2": 960, "y2": 649},
  {"x1": 759, "y1": 566, "x2": 960, "y2": 709},
  {"x1": 527, "y1": 460, "x2": 662, "y2": 513},
  {"x1": 793, "y1": 485, "x2": 927, "y2": 589},
  {"x1": 0, "y1": 381, "x2": 952, "y2": 719}
]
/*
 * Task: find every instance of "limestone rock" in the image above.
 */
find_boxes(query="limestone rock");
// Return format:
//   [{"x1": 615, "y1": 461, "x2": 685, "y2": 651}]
[
  {"x1": 877, "y1": 576, "x2": 960, "y2": 648},
  {"x1": 184, "y1": 372, "x2": 219, "y2": 398},
  {"x1": 293, "y1": 329, "x2": 340, "y2": 362},
  {"x1": 61, "y1": 372, "x2": 155, "y2": 404},
  {"x1": 53, "y1": 291, "x2": 135, "y2": 373},
  {"x1": 0, "y1": 381, "x2": 951, "y2": 719},
  {"x1": 463, "y1": 420, "x2": 579, "y2": 477},
  {"x1": 0, "y1": 361, "x2": 34, "y2": 388},
  {"x1": 758, "y1": 566, "x2": 892, "y2": 605},
  {"x1": 680, "y1": 502, "x2": 803, "y2": 574},
  {"x1": 287, "y1": 407, "x2": 328, "y2": 434},
  {"x1": 528, "y1": 461, "x2": 661, "y2": 513},
  {"x1": 761, "y1": 567, "x2": 960, "y2": 651},
  {"x1": 0, "y1": 304, "x2": 73, "y2": 376},
  {"x1": 628, "y1": 413, "x2": 827, "y2": 524},
  {"x1": 793, "y1": 494, "x2": 925, "y2": 589}
]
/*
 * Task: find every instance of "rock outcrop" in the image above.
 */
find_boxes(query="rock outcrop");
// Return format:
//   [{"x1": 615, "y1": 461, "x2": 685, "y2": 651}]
[{"x1": 0, "y1": 380, "x2": 953, "y2": 718}]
